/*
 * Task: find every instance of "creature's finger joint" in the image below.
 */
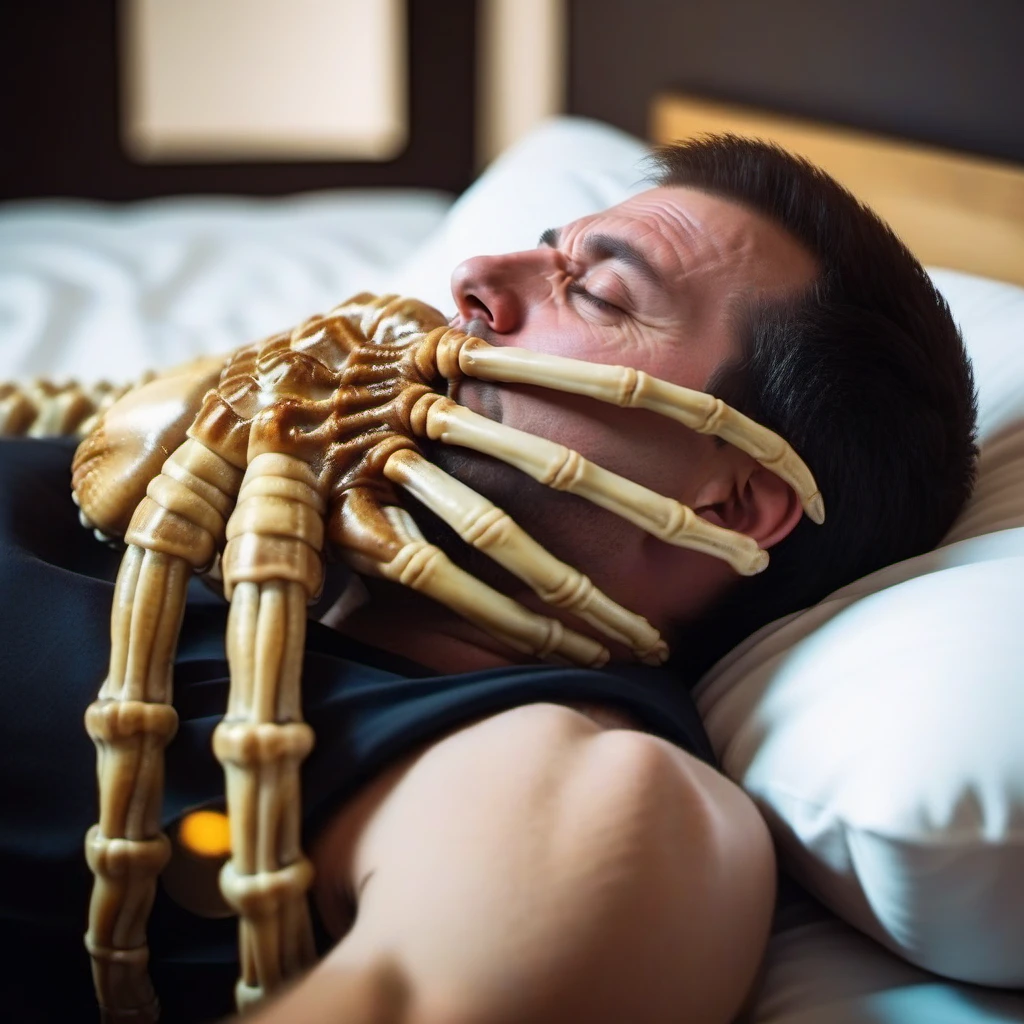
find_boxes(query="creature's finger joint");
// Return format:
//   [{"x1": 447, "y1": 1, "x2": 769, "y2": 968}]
[
  {"x1": 534, "y1": 618, "x2": 568, "y2": 658},
  {"x1": 661, "y1": 502, "x2": 695, "y2": 540},
  {"x1": 219, "y1": 858, "x2": 315, "y2": 920},
  {"x1": 542, "y1": 572, "x2": 594, "y2": 610},
  {"x1": 410, "y1": 390, "x2": 449, "y2": 438},
  {"x1": 145, "y1": 473, "x2": 227, "y2": 539},
  {"x1": 227, "y1": 495, "x2": 325, "y2": 550},
  {"x1": 222, "y1": 534, "x2": 324, "y2": 599},
  {"x1": 124, "y1": 498, "x2": 220, "y2": 569},
  {"x1": 697, "y1": 397, "x2": 726, "y2": 435},
  {"x1": 83, "y1": 938, "x2": 152, "y2": 970},
  {"x1": 213, "y1": 720, "x2": 315, "y2": 767},
  {"x1": 85, "y1": 826, "x2": 172, "y2": 881},
  {"x1": 86, "y1": 698, "x2": 179, "y2": 745},
  {"x1": 543, "y1": 449, "x2": 585, "y2": 491},
  {"x1": 461, "y1": 506, "x2": 512, "y2": 548},
  {"x1": 757, "y1": 446, "x2": 788, "y2": 470},
  {"x1": 390, "y1": 541, "x2": 443, "y2": 589},
  {"x1": 619, "y1": 367, "x2": 643, "y2": 407}
]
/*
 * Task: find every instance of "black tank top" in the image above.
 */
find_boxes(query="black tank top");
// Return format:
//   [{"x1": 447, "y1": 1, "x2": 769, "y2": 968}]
[{"x1": 0, "y1": 438, "x2": 715, "y2": 1022}]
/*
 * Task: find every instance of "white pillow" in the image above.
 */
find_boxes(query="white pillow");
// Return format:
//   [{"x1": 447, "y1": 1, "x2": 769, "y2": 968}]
[
  {"x1": 378, "y1": 116, "x2": 651, "y2": 311},
  {"x1": 696, "y1": 270, "x2": 1024, "y2": 987}
]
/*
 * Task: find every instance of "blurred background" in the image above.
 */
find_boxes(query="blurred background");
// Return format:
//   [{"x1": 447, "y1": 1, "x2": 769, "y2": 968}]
[{"x1": 2, "y1": 0, "x2": 1022, "y2": 202}]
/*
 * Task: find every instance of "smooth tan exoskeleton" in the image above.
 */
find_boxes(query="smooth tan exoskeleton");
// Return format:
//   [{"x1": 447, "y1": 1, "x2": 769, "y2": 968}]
[{"x1": 3, "y1": 293, "x2": 823, "y2": 1021}]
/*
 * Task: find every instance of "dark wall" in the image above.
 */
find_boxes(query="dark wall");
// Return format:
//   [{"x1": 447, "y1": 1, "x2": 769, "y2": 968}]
[
  {"x1": 0, "y1": 1, "x2": 477, "y2": 201},
  {"x1": 569, "y1": 0, "x2": 1024, "y2": 165}
]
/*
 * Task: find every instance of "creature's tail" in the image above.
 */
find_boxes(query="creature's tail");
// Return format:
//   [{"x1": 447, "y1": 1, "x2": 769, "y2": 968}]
[{"x1": 0, "y1": 378, "x2": 141, "y2": 438}]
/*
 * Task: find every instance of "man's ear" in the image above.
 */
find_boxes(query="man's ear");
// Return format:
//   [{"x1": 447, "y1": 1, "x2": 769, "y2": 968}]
[{"x1": 693, "y1": 463, "x2": 803, "y2": 550}]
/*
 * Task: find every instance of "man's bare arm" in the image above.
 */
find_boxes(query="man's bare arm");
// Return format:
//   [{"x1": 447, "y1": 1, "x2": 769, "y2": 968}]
[{"x1": 237, "y1": 703, "x2": 775, "y2": 1024}]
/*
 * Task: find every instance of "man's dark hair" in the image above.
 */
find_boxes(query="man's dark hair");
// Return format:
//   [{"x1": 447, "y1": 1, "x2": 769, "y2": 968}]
[{"x1": 650, "y1": 135, "x2": 979, "y2": 677}]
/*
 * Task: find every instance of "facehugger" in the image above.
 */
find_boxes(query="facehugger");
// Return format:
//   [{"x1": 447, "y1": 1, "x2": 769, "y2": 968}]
[{"x1": 0, "y1": 293, "x2": 823, "y2": 1021}]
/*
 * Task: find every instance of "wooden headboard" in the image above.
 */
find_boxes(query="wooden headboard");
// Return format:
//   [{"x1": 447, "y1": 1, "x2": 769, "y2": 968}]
[{"x1": 652, "y1": 94, "x2": 1024, "y2": 287}]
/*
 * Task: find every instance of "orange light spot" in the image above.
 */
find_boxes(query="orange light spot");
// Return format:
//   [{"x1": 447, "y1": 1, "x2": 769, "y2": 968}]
[{"x1": 178, "y1": 810, "x2": 231, "y2": 857}]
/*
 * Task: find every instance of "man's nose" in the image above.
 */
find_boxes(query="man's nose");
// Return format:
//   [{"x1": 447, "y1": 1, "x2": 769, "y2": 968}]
[{"x1": 450, "y1": 249, "x2": 556, "y2": 334}]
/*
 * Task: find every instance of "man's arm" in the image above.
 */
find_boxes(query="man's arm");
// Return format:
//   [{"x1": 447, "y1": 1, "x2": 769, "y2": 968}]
[{"x1": 242, "y1": 702, "x2": 775, "y2": 1024}]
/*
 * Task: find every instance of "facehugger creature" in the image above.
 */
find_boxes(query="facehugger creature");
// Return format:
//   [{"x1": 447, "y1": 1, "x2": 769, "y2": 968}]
[{"x1": 0, "y1": 293, "x2": 824, "y2": 1021}]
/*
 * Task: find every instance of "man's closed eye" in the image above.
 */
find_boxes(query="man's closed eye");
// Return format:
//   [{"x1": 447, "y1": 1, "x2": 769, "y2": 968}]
[{"x1": 567, "y1": 282, "x2": 624, "y2": 315}]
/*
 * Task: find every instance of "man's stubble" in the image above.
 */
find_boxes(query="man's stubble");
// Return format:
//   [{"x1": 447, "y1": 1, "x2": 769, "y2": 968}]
[{"x1": 422, "y1": 435, "x2": 640, "y2": 601}]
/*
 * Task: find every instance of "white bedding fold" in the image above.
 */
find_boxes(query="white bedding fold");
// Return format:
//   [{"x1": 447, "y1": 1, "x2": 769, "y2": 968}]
[{"x1": 0, "y1": 190, "x2": 452, "y2": 383}]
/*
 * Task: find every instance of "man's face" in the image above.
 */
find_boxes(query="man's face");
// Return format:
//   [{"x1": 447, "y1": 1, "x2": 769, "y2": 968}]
[{"x1": 442, "y1": 186, "x2": 816, "y2": 627}]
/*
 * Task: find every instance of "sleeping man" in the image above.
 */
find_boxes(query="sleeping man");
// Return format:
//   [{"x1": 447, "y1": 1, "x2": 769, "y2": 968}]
[{"x1": 0, "y1": 136, "x2": 976, "y2": 1023}]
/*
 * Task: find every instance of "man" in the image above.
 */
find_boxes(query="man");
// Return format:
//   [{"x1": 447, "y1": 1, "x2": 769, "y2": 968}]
[{"x1": 0, "y1": 137, "x2": 976, "y2": 1023}]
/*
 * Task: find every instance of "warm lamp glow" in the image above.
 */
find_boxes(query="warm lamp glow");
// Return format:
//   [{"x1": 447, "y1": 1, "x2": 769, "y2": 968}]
[{"x1": 178, "y1": 810, "x2": 232, "y2": 857}]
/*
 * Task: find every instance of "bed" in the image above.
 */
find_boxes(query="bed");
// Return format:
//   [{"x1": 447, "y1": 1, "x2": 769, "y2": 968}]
[{"x1": 2, "y1": 106, "x2": 1024, "y2": 1022}]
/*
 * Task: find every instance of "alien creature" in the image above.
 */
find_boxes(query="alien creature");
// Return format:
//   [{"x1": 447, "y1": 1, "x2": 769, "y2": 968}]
[{"x1": 1, "y1": 292, "x2": 823, "y2": 1021}]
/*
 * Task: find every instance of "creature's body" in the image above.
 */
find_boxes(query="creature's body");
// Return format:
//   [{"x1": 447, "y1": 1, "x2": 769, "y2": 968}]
[{"x1": 0, "y1": 293, "x2": 822, "y2": 1021}]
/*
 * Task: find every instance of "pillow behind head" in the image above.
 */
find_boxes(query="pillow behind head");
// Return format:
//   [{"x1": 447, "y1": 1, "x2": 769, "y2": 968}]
[
  {"x1": 695, "y1": 270, "x2": 1024, "y2": 987},
  {"x1": 380, "y1": 117, "x2": 650, "y2": 311}
]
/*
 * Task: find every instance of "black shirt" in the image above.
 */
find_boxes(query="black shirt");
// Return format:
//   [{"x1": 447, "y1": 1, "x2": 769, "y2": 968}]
[{"x1": 0, "y1": 438, "x2": 715, "y2": 1022}]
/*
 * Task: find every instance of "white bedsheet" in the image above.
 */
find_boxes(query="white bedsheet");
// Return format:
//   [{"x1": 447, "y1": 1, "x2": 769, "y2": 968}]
[{"x1": 0, "y1": 188, "x2": 453, "y2": 384}]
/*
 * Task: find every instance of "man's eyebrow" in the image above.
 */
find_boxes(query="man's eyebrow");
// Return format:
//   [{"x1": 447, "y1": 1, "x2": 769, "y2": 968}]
[
  {"x1": 581, "y1": 232, "x2": 663, "y2": 287},
  {"x1": 538, "y1": 226, "x2": 663, "y2": 288}
]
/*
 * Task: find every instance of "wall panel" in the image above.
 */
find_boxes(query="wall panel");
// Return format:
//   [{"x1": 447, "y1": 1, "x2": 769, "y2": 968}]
[
  {"x1": 568, "y1": 0, "x2": 1024, "y2": 164},
  {"x1": 0, "y1": 1, "x2": 477, "y2": 200}
]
